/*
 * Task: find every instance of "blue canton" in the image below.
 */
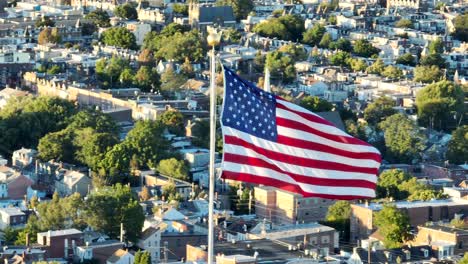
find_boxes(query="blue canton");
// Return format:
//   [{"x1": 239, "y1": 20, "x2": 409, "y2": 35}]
[{"x1": 221, "y1": 66, "x2": 277, "y2": 141}]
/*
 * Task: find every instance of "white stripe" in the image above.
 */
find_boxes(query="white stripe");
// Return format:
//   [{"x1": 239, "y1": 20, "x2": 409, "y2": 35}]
[
  {"x1": 278, "y1": 126, "x2": 380, "y2": 154},
  {"x1": 223, "y1": 162, "x2": 376, "y2": 197},
  {"x1": 224, "y1": 143, "x2": 377, "y2": 183},
  {"x1": 277, "y1": 98, "x2": 332, "y2": 121},
  {"x1": 277, "y1": 107, "x2": 350, "y2": 137},
  {"x1": 223, "y1": 127, "x2": 380, "y2": 168}
]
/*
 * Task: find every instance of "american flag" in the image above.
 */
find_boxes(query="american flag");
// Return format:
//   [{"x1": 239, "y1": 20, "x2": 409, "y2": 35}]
[{"x1": 220, "y1": 66, "x2": 381, "y2": 200}]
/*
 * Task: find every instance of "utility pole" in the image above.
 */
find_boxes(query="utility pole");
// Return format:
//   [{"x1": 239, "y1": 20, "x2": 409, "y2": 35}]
[{"x1": 248, "y1": 190, "x2": 253, "y2": 215}]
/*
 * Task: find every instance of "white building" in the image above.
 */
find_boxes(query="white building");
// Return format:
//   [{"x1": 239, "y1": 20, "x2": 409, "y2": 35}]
[{"x1": 137, "y1": 227, "x2": 161, "y2": 263}]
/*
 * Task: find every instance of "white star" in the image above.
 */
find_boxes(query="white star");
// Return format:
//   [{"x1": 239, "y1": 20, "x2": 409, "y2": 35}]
[
  {"x1": 226, "y1": 118, "x2": 230, "y2": 122},
  {"x1": 244, "y1": 124, "x2": 248, "y2": 128},
  {"x1": 236, "y1": 121, "x2": 240, "y2": 126},
  {"x1": 249, "y1": 120, "x2": 253, "y2": 124},
  {"x1": 228, "y1": 106, "x2": 233, "y2": 111},
  {"x1": 247, "y1": 101, "x2": 251, "y2": 105},
  {"x1": 262, "y1": 130, "x2": 265, "y2": 134},
  {"x1": 233, "y1": 114, "x2": 237, "y2": 118},
  {"x1": 229, "y1": 82, "x2": 233, "y2": 86},
  {"x1": 259, "y1": 123, "x2": 262, "y2": 127},
  {"x1": 233, "y1": 90, "x2": 237, "y2": 94},
  {"x1": 230, "y1": 94, "x2": 234, "y2": 99},
  {"x1": 270, "y1": 132, "x2": 274, "y2": 136},
  {"x1": 246, "y1": 112, "x2": 249, "y2": 117},
  {"x1": 253, "y1": 127, "x2": 256, "y2": 131}
]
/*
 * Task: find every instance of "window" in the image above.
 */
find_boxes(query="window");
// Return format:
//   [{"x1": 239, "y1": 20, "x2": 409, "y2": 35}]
[{"x1": 321, "y1": 236, "x2": 329, "y2": 244}]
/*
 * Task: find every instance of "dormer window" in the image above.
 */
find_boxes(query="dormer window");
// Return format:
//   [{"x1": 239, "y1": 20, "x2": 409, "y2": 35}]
[{"x1": 423, "y1": 249, "x2": 429, "y2": 258}]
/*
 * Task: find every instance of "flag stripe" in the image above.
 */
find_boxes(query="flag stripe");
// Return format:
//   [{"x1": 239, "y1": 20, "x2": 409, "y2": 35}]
[
  {"x1": 277, "y1": 126, "x2": 379, "y2": 154},
  {"x1": 277, "y1": 135, "x2": 382, "y2": 163},
  {"x1": 224, "y1": 135, "x2": 378, "y2": 175},
  {"x1": 224, "y1": 126, "x2": 380, "y2": 166},
  {"x1": 277, "y1": 107, "x2": 349, "y2": 137},
  {"x1": 224, "y1": 153, "x2": 377, "y2": 189},
  {"x1": 224, "y1": 141, "x2": 377, "y2": 183},
  {"x1": 277, "y1": 117, "x2": 369, "y2": 147},
  {"x1": 223, "y1": 170, "x2": 375, "y2": 200}
]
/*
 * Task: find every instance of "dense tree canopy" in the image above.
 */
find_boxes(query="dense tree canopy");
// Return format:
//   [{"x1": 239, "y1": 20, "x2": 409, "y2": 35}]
[
  {"x1": 329, "y1": 38, "x2": 352, "y2": 52},
  {"x1": 84, "y1": 184, "x2": 144, "y2": 242},
  {"x1": 396, "y1": 53, "x2": 416, "y2": 66},
  {"x1": 254, "y1": 15, "x2": 305, "y2": 41},
  {"x1": 415, "y1": 80, "x2": 464, "y2": 131},
  {"x1": 114, "y1": 3, "x2": 138, "y2": 20},
  {"x1": 265, "y1": 51, "x2": 296, "y2": 84},
  {"x1": 299, "y1": 95, "x2": 333, "y2": 112},
  {"x1": 379, "y1": 113, "x2": 426, "y2": 163},
  {"x1": 302, "y1": 23, "x2": 326, "y2": 46},
  {"x1": 363, "y1": 97, "x2": 396, "y2": 125},
  {"x1": 353, "y1": 39, "x2": 379, "y2": 58},
  {"x1": 134, "y1": 66, "x2": 161, "y2": 92},
  {"x1": 382, "y1": 65, "x2": 403, "y2": 79},
  {"x1": 452, "y1": 13, "x2": 468, "y2": 42},
  {"x1": 38, "y1": 28, "x2": 61, "y2": 45},
  {"x1": 134, "y1": 251, "x2": 151, "y2": 264},
  {"x1": 374, "y1": 204, "x2": 411, "y2": 249},
  {"x1": 157, "y1": 158, "x2": 189, "y2": 181},
  {"x1": 329, "y1": 51, "x2": 351, "y2": 67},
  {"x1": 420, "y1": 54, "x2": 446, "y2": 68},
  {"x1": 153, "y1": 30, "x2": 206, "y2": 62},
  {"x1": 85, "y1": 10, "x2": 111, "y2": 28},
  {"x1": 35, "y1": 16, "x2": 55, "y2": 27},
  {"x1": 366, "y1": 58, "x2": 385, "y2": 75},
  {"x1": 172, "y1": 3, "x2": 188, "y2": 16},
  {"x1": 446, "y1": 125, "x2": 468, "y2": 164},
  {"x1": 158, "y1": 109, "x2": 184, "y2": 135},
  {"x1": 413, "y1": 65, "x2": 443, "y2": 83},
  {"x1": 326, "y1": 201, "x2": 351, "y2": 222},
  {"x1": 0, "y1": 96, "x2": 76, "y2": 156},
  {"x1": 101, "y1": 27, "x2": 137, "y2": 50}
]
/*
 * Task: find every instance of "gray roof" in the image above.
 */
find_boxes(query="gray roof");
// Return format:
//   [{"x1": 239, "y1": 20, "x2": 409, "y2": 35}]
[
  {"x1": 316, "y1": 111, "x2": 345, "y2": 131},
  {"x1": 197, "y1": 6, "x2": 236, "y2": 23}
]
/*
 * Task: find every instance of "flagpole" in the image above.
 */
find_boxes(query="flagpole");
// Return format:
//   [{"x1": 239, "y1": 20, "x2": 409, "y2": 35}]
[{"x1": 207, "y1": 27, "x2": 221, "y2": 264}]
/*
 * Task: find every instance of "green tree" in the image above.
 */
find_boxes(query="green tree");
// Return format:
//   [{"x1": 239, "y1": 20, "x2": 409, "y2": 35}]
[
  {"x1": 134, "y1": 66, "x2": 160, "y2": 92},
  {"x1": 415, "y1": 80, "x2": 464, "y2": 131},
  {"x1": 85, "y1": 10, "x2": 111, "y2": 28},
  {"x1": 345, "y1": 120, "x2": 367, "y2": 141},
  {"x1": 161, "y1": 181, "x2": 182, "y2": 202},
  {"x1": 114, "y1": 3, "x2": 138, "y2": 20},
  {"x1": 413, "y1": 65, "x2": 443, "y2": 83},
  {"x1": 172, "y1": 3, "x2": 188, "y2": 16},
  {"x1": 15, "y1": 215, "x2": 41, "y2": 245},
  {"x1": 379, "y1": 113, "x2": 426, "y2": 163},
  {"x1": 35, "y1": 16, "x2": 55, "y2": 27},
  {"x1": 137, "y1": 49, "x2": 155, "y2": 67},
  {"x1": 223, "y1": 28, "x2": 242, "y2": 44},
  {"x1": 299, "y1": 96, "x2": 333, "y2": 112},
  {"x1": 140, "y1": 186, "x2": 151, "y2": 201},
  {"x1": 326, "y1": 201, "x2": 351, "y2": 221},
  {"x1": 319, "y1": 33, "x2": 333, "y2": 48},
  {"x1": 266, "y1": 51, "x2": 296, "y2": 83},
  {"x1": 46, "y1": 65, "x2": 62, "y2": 75},
  {"x1": 374, "y1": 204, "x2": 411, "y2": 249},
  {"x1": 134, "y1": 251, "x2": 151, "y2": 264},
  {"x1": 278, "y1": 15, "x2": 305, "y2": 42},
  {"x1": 160, "y1": 66, "x2": 187, "y2": 92},
  {"x1": 302, "y1": 23, "x2": 326, "y2": 46},
  {"x1": 353, "y1": 39, "x2": 379, "y2": 58},
  {"x1": 460, "y1": 253, "x2": 468, "y2": 264},
  {"x1": 155, "y1": 30, "x2": 206, "y2": 62},
  {"x1": 329, "y1": 38, "x2": 352, "y2": 52},
  {"x1": 329, "y1": 51, "x2": 351, "y2": 67},
  {"x1": 278, "y1": 44, "x2": 307, "y2": 61},
  {"x1": 446, "y1": 125, "x2": 468, "y2": 164},
  {"x1": 395, "y1": 19, "x2": 413, "y2": 28},
  {"x1": 420, "y1": 54, "x2": 446, "y2": 68},
  {"x1": 453, "y1": 13, "x2": 468, "y2": 42},
  {"x1": 37, "y1": 129, "x2": 74, "y2": 162},
  {"x1": 3, "y1": 227, "x2": 18, "y2": 245},
  {"x1": 428, "y1": 38, "x2": 444, "y2": 54},
  {"x1": 84, "y1": 184, "x2": 144, "y2": 242},
  {"x1": 101, "y1": 27, "x2": 137, "y2": 50},
  {"x1": 69, "y1": 109, "x2": 119, "y2": 135},
  {"x1": 363, "y1": 97, "x2": 397, "y2": 126},
  {"x1": 119, "y1": 68, "x2": 135, "y2": 87},
  {"x1": 396, "y1": 53, "x2": 415, "y2": 66},
  {"x1": 38, "y1": 28, "x2": 61, "y2": 45},
  {"x1": 366, "y1": 58, "x2": 385, "y2": 75},
  {"x1": 74, "y1": 128, "x2": 119, "y2": 170},
  {"x1": 216, "y1": 0, "x2": 254, "y2": 21},
  {"x1": 348, "y1": 58, "x2": 367, "y2": 72},
  {"x1": 158, "y1": 109, "x2": 184, "y2": 135},
  {"x1": 157, "y1": 158, "x2": 189, "y2": 181},
  {"x1": 253, "y1": 18, "x2": 290, "y2": 40},
  {"x1": 95, "y1": 56, "x2": 132, "y2": 88},
  {"x1": 377, "y1": 169, "x2": 413, "y2": 199},
  {"x1": 382, "y1": 65, "x2": 403, "y2": 79}
]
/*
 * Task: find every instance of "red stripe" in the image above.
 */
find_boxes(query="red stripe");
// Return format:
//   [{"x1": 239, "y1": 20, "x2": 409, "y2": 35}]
[
  {"x1": 224, "y1": 153, "x2": 377, "y2": 188},
  {"x1": 276, "y1": 101, "x2": 374, "y2": 148},
  {"x1": 222, "y1": 171, "x2": 375, "y2": 200},
  {"x1": 224, "y1": 135, "x2": 378, "y2": 175},
  {"x1": 277, "y1": 135, "x2": 382, "y2": 163},
  {"x1": 277, "y1": 117, "x2": 371, "y2": 147}
]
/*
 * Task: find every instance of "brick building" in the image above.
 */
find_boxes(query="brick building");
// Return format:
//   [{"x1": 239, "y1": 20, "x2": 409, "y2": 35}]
[
  {"x1": 413, "y1": 224, "x2": 468, "y2": 258},
  {"x1": 254, "y1": 186, "x2": 334, "y2": 225},
  {"x1": 37, "y1": 229, "x2": 84, "y2": 259},
  {"x1": 350, "y1": 199, "x2": 468, "y2": 241}
]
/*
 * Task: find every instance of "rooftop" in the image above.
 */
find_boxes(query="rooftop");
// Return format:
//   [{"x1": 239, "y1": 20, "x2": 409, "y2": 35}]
[
  {"x1": 37, "y1": 228, "x2": 83, "y2": 237},
  {"x1": 354, "y1": 198, "x2": 468, "y2": 211}
]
